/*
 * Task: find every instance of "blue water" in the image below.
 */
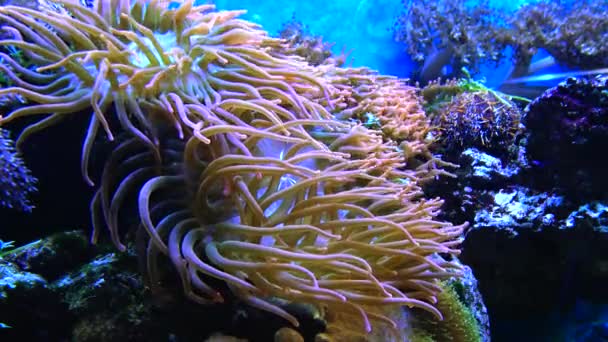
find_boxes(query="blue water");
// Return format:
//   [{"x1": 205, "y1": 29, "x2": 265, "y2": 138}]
[{"x1": 207, "y1": 0, "x2": 540, "y2": 87}]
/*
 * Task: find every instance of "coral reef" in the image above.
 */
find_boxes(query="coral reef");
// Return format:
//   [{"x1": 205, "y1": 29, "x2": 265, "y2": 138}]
[
  {"x1": 0, "y1": 0, "x2": 465, "y2": 336},
  {"x1": 0, "y1": 128, "x2": 37, "y2": 211},
  {"x1": 420, "y1": 77, "x2": 608, "y2": 339}
]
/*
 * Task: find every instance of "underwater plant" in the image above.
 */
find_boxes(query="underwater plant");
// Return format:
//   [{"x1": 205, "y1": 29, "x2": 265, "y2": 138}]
[{"x1": 0, "y1": 0, "x2": 466, "y2": 335}]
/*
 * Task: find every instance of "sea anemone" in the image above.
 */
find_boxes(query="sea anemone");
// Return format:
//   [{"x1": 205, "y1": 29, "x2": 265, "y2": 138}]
[{"x1": 0, "y1": 0, "x2": 466, "y2": 334}]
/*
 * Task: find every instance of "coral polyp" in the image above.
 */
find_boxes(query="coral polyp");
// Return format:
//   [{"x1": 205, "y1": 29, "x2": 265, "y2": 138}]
[{"x1": 0, "y1": 0, "x2": 465, "y2": 333}]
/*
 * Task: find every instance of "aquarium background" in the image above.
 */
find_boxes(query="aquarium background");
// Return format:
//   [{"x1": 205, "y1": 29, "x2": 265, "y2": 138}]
[{"x1": 0, "y1": 0, "x2": 607, "y2": 341}]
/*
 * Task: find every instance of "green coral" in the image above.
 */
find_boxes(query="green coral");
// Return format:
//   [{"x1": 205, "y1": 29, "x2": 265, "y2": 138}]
[
  {"x1": 456, "y1": 71, "x2": 530, "y2": 105},
  {"x1": 408, "y1": 281, "x2": 482, "y2": 342},
  {"x1": 408, "y1": 328, "x2": 435, "y2": 342}
]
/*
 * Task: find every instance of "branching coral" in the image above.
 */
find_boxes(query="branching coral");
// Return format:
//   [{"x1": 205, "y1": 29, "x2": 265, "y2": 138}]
[
  {"x1": 274, "y1": 15, "x2": 347, "y2": 67},
  {"x1": 0, "y1": 0, "x2": 465, "y2": 334},
  {"x1": 393, "y1": 0, "x2": 508, "y2": 82},
  {"x1": 394, "y1": 0, "x2": 608, "y2": 84},
  {"x1": 507, "y1": 0, "x2": 608, "y2": 71}
]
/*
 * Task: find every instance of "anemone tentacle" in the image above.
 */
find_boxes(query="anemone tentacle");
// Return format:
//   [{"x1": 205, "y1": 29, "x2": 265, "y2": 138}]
[{"x1": 0, "y1": 0, "x2": 466, "y2": 334}]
